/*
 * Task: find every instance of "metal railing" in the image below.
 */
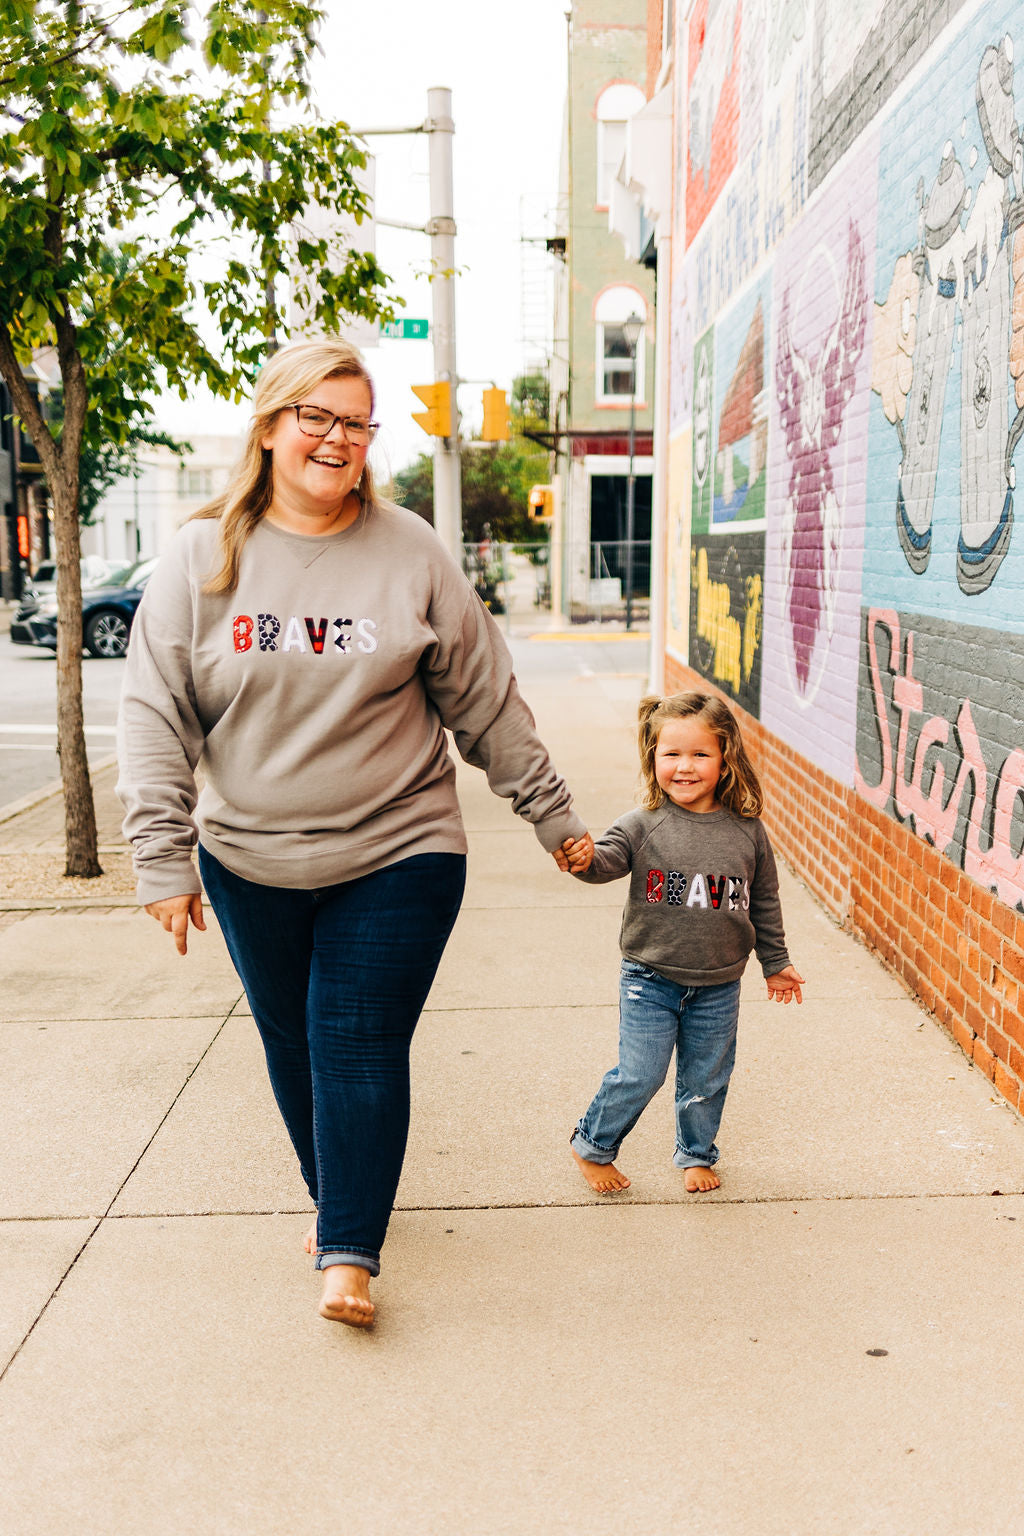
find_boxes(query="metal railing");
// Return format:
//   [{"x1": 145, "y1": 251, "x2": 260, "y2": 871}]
[{"x1": 461, "y1": 540, "x2": 652, "y2": 629}]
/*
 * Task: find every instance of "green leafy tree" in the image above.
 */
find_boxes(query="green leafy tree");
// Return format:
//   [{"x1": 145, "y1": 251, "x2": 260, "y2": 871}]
[{"x1": 0, "y1": 0, "x2": 395, "y2": 875}]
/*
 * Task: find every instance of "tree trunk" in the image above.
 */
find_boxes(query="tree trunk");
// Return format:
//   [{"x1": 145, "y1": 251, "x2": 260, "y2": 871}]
[{"x1": 51, "y1": 467, "x2": 102, "y2": 878}]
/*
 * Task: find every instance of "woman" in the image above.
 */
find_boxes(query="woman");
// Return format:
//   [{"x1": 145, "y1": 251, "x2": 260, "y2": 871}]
[{"x1": 117, "y1": 338, "x2": 592, "y2": 1328}]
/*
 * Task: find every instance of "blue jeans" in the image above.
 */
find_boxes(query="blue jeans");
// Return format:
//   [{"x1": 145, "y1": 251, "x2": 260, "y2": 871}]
[
  {"x1": 571, "y1": 960, "x2": 742, "y2": 1169},
  {"x1": 198, "y1": 846, "x2": 466, "y2": 1275}
]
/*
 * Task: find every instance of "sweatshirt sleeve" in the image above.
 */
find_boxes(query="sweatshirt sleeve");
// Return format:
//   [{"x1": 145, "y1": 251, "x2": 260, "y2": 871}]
[
  {"x1": 749, "y1": 827, "x2": 792, "y2": 976},
  {"x1": 115, "y1": 537, "x2": 205, "y2": 904},
  {"x1": 571, "y1": 817, "x2": 634, "y2": 884},
  {"x1": 420, "y1": 581, "x2": 586, "y2": 852}
]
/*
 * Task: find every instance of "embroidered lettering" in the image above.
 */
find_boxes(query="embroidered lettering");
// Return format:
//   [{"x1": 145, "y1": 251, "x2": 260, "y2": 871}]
[
  {"x1": 727, "y1": 876, "x2": 744, "y2": 911},
  {"x1": 707, "y1": 875, "x2": 726, "y2": 909},
  {"x1": 257, "y1": 613, "x2": 280, "y2": 652},
  {"x1": 687, "y1": 873, "x2": 708, "y2": 909},
  {"x1": 333, "y1": 618, "x2": 353, "y2": 653},
  {"x1": 357, "y1": 617, "x2": 378, "y2": 654},
  {"x1": 232, "y1": 614, "x2": 253, "y2": 652},
  {"x1": 666, "y1": 870, "x2": 687, "y2": 905},
  {"x1": 304, "y1": 617, "x2": 328, "y2": 654},
  {"x1": 646, "y1": 869, "x2": 664, "y2": 903},
  {"x1": 282, "y1": 616, "x2": 307, "y2": 653}
]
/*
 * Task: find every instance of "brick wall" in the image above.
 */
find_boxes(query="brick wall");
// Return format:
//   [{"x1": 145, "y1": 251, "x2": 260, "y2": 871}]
[
  {"x1": 664, "y1": 654, "x2": 1024, "y2": 1113},
  {"x1": 662, "y1": 0, "x2": 1024, "y2": 1115}
]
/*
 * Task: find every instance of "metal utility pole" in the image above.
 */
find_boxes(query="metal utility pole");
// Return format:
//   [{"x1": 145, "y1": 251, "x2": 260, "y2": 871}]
[
  {"x1": 425, "y1": 86, "x2": 461, "y2": 558},
  {"x1": 359, "y1": 88, "x2": 462, "y2": 559}
]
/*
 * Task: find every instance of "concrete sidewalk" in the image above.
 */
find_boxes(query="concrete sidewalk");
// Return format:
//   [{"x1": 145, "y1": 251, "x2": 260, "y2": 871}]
[{"x1": 1, "y1": 635, "x2": 1023, "y2": 1535}]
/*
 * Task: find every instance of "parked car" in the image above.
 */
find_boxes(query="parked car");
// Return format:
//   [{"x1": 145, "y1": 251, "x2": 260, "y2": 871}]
[
  {"x1": 10, "y1": 556, "x2": 159, "y2": 658},
  {"x1": 20, "y1": 555, "x2": 131, "y2": 606}
]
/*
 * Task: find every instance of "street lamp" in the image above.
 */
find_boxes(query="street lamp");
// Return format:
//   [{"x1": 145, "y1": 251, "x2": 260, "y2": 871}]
[{"x1": 622, "y1": 311, "x2": 643, "y2": 631}]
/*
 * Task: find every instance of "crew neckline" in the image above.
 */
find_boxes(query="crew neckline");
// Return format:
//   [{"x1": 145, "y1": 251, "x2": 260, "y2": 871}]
[{"x1": 258, "y1": 498, "x2": 372, "y2": 546}]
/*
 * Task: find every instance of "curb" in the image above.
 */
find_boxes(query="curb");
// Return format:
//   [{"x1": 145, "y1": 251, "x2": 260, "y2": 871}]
[{"x1": 0, "y1": 752, "x2": 119, "y2": 828}]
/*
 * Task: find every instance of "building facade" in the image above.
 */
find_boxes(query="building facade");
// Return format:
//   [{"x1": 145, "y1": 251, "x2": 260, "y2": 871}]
[
  {"x1": 551, "y1": 0, "x2": 657, "y2": 617},
  {"x1": 634, "y1": 0, "x2": 1024, "y2": 1110}
]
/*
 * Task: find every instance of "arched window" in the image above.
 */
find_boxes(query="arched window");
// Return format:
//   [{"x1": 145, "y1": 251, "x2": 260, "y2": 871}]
[
  {"x1": 595, "y1": 82, "x2": 645, "y2": 207},
  {"x1": 594, "y1": 288, "x2": 647, "y2": 404}
]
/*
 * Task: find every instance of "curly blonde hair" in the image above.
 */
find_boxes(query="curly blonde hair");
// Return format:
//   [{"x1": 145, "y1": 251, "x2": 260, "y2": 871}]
[
  {"x1": 637, "y1": 691, "x2": 764, "y2": 817},
  {"x1": 192, "y1": 338, "x2": 378, "y2": 594}
]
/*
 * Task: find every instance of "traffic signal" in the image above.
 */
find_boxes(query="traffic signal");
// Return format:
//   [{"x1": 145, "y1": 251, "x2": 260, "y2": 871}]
[
  {"x1": 411, "y1": 380, "x2": 453, "y2": 437},
  {"x1": 481, "y1": 387, "x2": 510, "y2": 442},
  {"x1": 528, "y1": 484, "x2": 554, "y2": 520}
]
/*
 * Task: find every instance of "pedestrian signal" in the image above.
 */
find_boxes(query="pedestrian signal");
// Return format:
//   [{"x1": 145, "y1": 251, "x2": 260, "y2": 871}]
[
  {"x1": 411, "y1": 380, "x2": 453, "y2": 437},
  {"x1": 481, "y1": 387, "x2": 510, "y2": 442},
  {"x1": 529, "y1": 485, "x2": 554, "y2": 520}
]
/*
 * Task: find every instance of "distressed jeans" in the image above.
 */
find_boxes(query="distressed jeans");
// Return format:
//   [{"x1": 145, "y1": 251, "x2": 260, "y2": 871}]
[
  {"x1": 571, "y1": 959, "x2": 742, "y2": 1169},
  {"x1": 198, "y1": 846, "x2": 466, "y2": 1275}
]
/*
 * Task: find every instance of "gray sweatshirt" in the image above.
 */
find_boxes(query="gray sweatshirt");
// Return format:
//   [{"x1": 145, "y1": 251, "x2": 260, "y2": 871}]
[
  {"x1": 116, "y1": 502, "x2": 585, "y2": 904},
  {"x1": 574, "y1": 802, "x2": 791, "y2": 986}
]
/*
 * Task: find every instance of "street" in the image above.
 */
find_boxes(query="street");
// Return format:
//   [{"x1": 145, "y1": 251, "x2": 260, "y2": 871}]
[{"x1": 0, "y1": 637, "x2": 125, "y2": 810}]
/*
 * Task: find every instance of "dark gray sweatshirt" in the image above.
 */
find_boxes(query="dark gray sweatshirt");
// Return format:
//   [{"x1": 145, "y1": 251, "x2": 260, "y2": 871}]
[
  {"x1": 573, "y1": 802, "x2": 791, "y2": 986},
  {"x1": 116, "y1": 502, "x2": 585, "y2": 904}
]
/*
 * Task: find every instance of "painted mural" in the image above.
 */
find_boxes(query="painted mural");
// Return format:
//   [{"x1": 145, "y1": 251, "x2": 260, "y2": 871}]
[
  {"x1": 685, "y1": 0, "x2": 740, "y2": 249},
  {"x1": 808, "y1": 0, "x2": 973, "y2": 191},
  {"x1": 671, "y1": 0, "x2": 1024, "y2": 908},
  {"x1": 761, "y1": 144, "x2": 877, "y2": 785}
]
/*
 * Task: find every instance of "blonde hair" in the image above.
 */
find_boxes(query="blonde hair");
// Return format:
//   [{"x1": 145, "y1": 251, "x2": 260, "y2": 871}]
[
  {"x1": 193, "y1": 338, "x2": 378, "y2": 594},
  {"x1": 637, "y1": 691, "x2": 764, "y2": 817}
]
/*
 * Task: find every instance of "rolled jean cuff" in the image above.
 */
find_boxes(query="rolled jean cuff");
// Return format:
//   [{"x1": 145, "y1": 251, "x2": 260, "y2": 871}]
[
  {"x1": 672, "y1": 1147, "x2": 720, "y2": 1170},
  {"x1": 315, "y1": 1249, "x2": 381, "y2": 1277},
  {"x1": 570, "y1": 1126, "x2": 617, "y2": 1164}
]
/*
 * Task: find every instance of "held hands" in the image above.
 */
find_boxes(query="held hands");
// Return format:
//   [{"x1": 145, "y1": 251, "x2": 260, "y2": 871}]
[
  {"x1": 552, "y1": 832, "x2": 594, "y2": 873},
  {"x1": 765, "y1": 965, "x2": 805, "y2": 1004},
  {"x1": 145, "y1": 893, "x2": 206, "y2": 956}
]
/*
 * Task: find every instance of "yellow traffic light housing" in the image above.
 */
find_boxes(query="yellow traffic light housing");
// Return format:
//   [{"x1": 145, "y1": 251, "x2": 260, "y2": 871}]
[
  {"x1": 529, "y1": 484, "x2": 554, "y2": 520},
  {"x1": 481, "y1": 387, "x2": 510, "y2": 442},
  {"x1": 411, "y1": 380, "x2": 453, "y2": 437}
]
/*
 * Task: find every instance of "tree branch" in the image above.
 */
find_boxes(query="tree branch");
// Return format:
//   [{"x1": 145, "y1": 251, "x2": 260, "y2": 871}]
[{"x1": 0, "y1": 322, "x2": 62, "y2": 484}]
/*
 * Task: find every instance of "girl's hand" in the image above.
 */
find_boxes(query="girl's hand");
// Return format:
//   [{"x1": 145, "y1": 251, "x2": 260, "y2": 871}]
[
  {"x1": 552, "y1": 832, "x2": 594, "y2": 873},
  {"x1": 765, "y1": 965, "x2": 804, "y2": 1004},
  {"x1": 145, "y1": 893, "x2": 207, "y2": 956}
]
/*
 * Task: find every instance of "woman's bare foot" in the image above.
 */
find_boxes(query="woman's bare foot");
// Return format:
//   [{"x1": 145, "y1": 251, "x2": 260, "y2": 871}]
[
  {"x1": 684, "y1": 1165, "x2": 720, "y2": 1192},
  {"x1": 319, "y1": 1264, "x2": 375, "y2": 1328},
  {"x1": 303, "y1": 1218, "x2": 317, "y2": 1255},
  {"x1": 571, "y1": 1144, "x2": 631, "y2": 1192}
]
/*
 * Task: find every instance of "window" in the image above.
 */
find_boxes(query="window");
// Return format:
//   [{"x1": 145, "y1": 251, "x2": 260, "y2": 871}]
[
  {"x1": 594, "y1": 288, "x2": 647, "y2": 404},
  {"x1": 595, "y1": 82, "x2": 645, "y2": 207},
  {"x1": 178, "y1": 466, "x2": 214, "y2": 499}
]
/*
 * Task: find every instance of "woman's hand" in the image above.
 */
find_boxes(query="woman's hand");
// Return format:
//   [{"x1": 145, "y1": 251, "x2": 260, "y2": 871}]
[
  {"x1": 552, "y1": 832, "x2": 594, "y2": 873},
  {"x1": 765, "y1": 965, "x2": 804, "y2": 1004},
  {"x1": 145, "y1": 893, "x2": 207, "y2": 956}
]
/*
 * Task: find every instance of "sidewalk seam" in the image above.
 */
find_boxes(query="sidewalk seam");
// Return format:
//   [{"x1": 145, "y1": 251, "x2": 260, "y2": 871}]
[{"x1": 0, "y1": 1009, "x2": 235, "y2": 1387}]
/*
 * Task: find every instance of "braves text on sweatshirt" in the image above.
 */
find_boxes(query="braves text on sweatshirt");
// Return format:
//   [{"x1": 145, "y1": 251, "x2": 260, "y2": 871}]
[
  {"x1": 573, "y1": 802, "x2": 791, "y2": 986},
  {"x1": 116, "y1": 502, "x2": 586, "y2": 904}
]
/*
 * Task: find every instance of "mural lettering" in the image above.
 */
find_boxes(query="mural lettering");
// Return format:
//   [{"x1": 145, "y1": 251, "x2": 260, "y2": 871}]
[{"x1": 856, "y1": 609, "x2": 1024, "y2": 910}]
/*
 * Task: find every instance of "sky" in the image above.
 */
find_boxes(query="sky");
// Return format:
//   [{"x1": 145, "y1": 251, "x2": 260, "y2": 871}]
[{"x1": 158, "y1": 0, "x2": 570, "y2": 478}]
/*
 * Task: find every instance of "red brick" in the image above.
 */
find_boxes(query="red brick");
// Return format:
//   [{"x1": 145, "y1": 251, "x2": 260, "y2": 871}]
[
  {"x1": 973, "y1": 1038, "x2": 997, "y2": 1082},
  {"x1": 994, "y1": 1060, "x2": 1021, "y2": 1111},
  {"x1": 952, "y1": 1017, "x2": 976, "y2": 1056},
  {"x1": 1003, "y1": 944, "x2": 1024, "y2": 986},
  {"x1": 980, "y1": 924, "x2": 1002, "y2": 963},
  {"x1": 986, "y1": 1020, "x2": 1009, "y2": 1065},
  {"x1": 970, "y1": 885, "x2": 995, "y2": 922}
]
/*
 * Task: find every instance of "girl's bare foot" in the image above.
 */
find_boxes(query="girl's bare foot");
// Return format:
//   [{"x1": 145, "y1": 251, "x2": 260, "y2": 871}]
[
  {"x1": 571, "y1": 1144, "x2": 631, "y2": 1192},
  {"x1": 319, "y1": 1264, "x2": 375, "y2": 1328},
  {"x1": 303, "y1": 1218, "x2": 317, "y2": 1255},
  {"x1": 684, "y1": 1165, "x2": 720, "y2": 1192}
]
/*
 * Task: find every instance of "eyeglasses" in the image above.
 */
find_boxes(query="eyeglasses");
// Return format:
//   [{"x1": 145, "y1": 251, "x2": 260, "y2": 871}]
[{"x1": 289, "y1": 405, "x2": 379, "y2": 445}]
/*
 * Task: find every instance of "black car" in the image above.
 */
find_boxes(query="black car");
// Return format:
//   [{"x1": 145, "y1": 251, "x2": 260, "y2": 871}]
[{"x1": 10, "y1": 556, "x2": 159, "y2": 658}]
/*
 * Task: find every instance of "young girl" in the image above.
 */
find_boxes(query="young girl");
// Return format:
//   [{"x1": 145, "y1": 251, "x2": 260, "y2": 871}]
[{"x1": 557, "y1": 691, "x2": 803, "y2": 1195}]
